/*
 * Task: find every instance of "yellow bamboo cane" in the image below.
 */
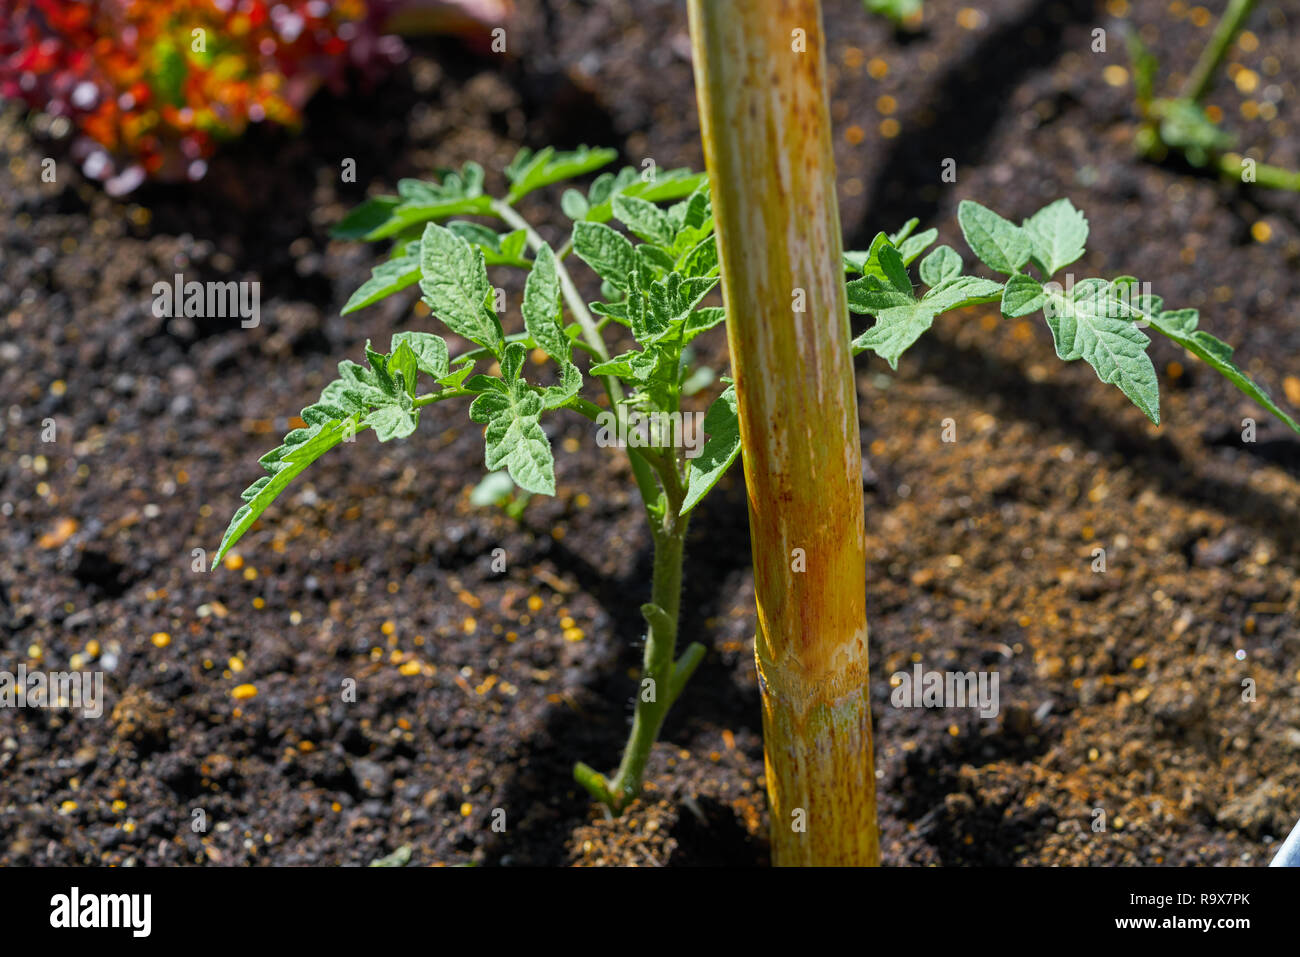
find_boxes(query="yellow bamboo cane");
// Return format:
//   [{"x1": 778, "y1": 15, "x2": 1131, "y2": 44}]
[{"x1": 688, "y1": 0, "x2": 879, "y2": 866}]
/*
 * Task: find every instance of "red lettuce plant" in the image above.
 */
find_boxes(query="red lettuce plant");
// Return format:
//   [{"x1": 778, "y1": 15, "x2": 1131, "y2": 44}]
[{"x1": 0, "y1": 0, "x2": 506, "y2": 194}]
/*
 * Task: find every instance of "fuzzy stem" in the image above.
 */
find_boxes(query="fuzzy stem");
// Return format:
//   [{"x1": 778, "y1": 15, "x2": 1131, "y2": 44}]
[
  {"x1": 1181, "y1": 0, "x2": 1257, "y2": 103},
  {"x1": 574, "y1": 458, "x2": 696, "y2": 811},
  {"x1": 606, "y1": 521, "x2": 688, "y2": 805}
]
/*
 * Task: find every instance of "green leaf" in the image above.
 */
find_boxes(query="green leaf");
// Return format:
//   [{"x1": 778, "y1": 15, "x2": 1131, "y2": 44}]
[
  {"x1": 444, "y1": 221, "x2": 499, "y2": 248},
  {"x1": 341, "y1": 249, "x2": 421, "y2": 315},
  {"x1": 849, "y1": 262, "x2": 1001, "y2": 366},
  {"x1": 522, "y1": 243, "x2": 569, "y2": 362},
  {"x1": 518, "y1": 244, "x2": 582, "y2": 410},
  {"x1": 573, "y1": 221, "x2": 637, "y2": 291},
  {"x1": 398, "y1": 165, "x2": 484, "y2": 204},
  {"x1": 590, "y1": 345, "x2": 668, "y2": 395},
  {"x1": 922, "y1": 275, "x2": 1003, "y2": 311},
  {"x1": 852, "y1": 301, "x2": 941, "y2": 369},
  {"x1": 682, "y1": 386, "x2": 740, "y2": 514},
  {"x1": 888, "y1": 218, "x2": 919, "y2": 246},
  {"x1": 849, "y1": 236, "x2": 945, "y2": 314},
  {"x1": 365, "y1": 403, "x2": 419, "y2": 442},
  {"x1": 1130, "y1": 297, "x2": 1300, "y2": 436},
  {"x1": 1126, "y1": 30, "x2": 1159, "y2": 106},
  {"x1": 215, "y1": 413, "x2": 361, "y2": 566},
  {"x1": 368, "y1": 845, "x2": 412, "y2": 868},
  {"x1": 846, "y1": 275, "x2": 915, "y2": 313},
  {"x1": 216, "y1": 330, "x2": 471, "y2": 571},
  {"x1": 578, "y1": 168, "x2": 709, "y2": 224},
  {"x1": 497, "y1": 230, "x2": 529, "y2": 266},
  {"x1": 843, "y1": 250, "x2": 872, "y2": 273},
  {"x1": 438, "y1": 359, "x2": 476, "y2": 391},
  {"x1": 372, "y1": 198, "x2": 494, "y2": 240},
  {"x1": 333, "y1": 196, "x2": 401, "y2": 240},
  {"x1": 418, "y1": 223, "x2": 503, "y2": 353},
  {"x1": 613, "y1": 194, "x2": 676, "y2": 246},
  {"x1": 445, "y1": 222, "x2": 531, "y2": 267},
  {"x1": 319, "y1": 379, "x2": 369, "y2": 416},
  {"x1": 624, "y1": 266, "x2": 666, "y2": 343},
  {"x1": 505, "y1": 146, "x2": 618, "y2": 202},
  {"x1": 677, "y1": 234, "x2": 719, "y2": 279},
  {"x1": 1022, "y1": 198, "x2": 1088, "y2": 277},
  {"x1": 919, "y1": 245, "x2": 962, "y2": 287},
  {"x1": 681, "y1": 364, "x2": 715, "y2": 396},
  {"x1": 334, "y1": 164, "x2": 492, "y2": 241},
  {"x1": 388, "y1": 339, "x2": 418, "y2": 398},
  {"x1": 561, "y1": 189, "x2": 590, "y2": 220},
  {"x1": 542, "y1": 359, "x2": 582, "y2": 410},
  {"x1": 958, "y1": 200, "x2": 1033, "y2": 275},
  {"x1": 875, "y1": 241, "x2": 913, "y2": 294},
  {"x1": 683, "y1": 306, "x2": 726, "y2": 342},
  {"x1": 588, "y1": 351, "x2": 641, "y2": 378},
  {"x1": 1041, "y1": 279, "x2": 1160, "y2": 423},
  {"x1": 667, "y1": 187, "x2": 714, "y2": 254},
  {"x1": 846, "y1": 232, "x2": 912, "y2": 290},
  {"x1": 1001, "y1": 274, "x2": 1046, "y2": 317},
  {"x1": 390, "y1": 331, "x2": 450, "y2": 380},
  {"x1": 364, "y1": 340, "x2": 398, "y2": 396},
  {"x1": 637, "y1": 243, "x2": 676, "y2": 279},
  {"x1": 640, "y1": 271, "x2": 719, "y2": 345},
  {"x1": 897, "y1": 228, "x2": 939, "y2": 266},
  {"x1": 469, "y1": 379, "x2": 556, "y2": 496}
]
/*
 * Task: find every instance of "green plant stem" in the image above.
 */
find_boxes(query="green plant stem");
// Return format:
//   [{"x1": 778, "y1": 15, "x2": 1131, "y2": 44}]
[
  {"x1": 412, "y1": 387, "x2": 472, "y2": 409},
  {"x1": 489, "y1": 197, "x2": 660, "y2": 508},
  {"x1": 1181, "y1": 0, "x2": 1256, "y2": 103},
  {"x1": 450, "y1": 331, "x2": 603, "y2": 367},
  {"x1": 574, "y1": 468, "x2": 704, "y2": 811},
  {"x1": 1218, "y1": 153, "x2": 1300, "y2": 191},
  {"x1": 611, "y1": 521, "x2": 687, "y2": 798}
]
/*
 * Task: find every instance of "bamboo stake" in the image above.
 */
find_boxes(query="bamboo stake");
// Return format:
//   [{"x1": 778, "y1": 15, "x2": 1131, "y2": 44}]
[{"x1": 687, "y1": 0, "x2": 879, "y2": 865}]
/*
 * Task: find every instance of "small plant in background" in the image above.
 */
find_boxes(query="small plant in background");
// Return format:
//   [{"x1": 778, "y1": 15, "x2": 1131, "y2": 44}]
[
  {"x1": 211, "y1": 140, "x2": 1300, "y2": 822},
  {"x1": 1126, "y1": 0, "x2": 1300, "y2": 190},
  {"x1": 0, "y1": 0, "x2": 506, "y2": 194},
  {"x1": 214, "y1": 147, "x2": 729, "y2": 810},
  {"x1": 863, "y1": 0, "x2": 923, "y2": 31},
  {"x1": 470, "y1": 470, "x2": 531, "y2": 519}
]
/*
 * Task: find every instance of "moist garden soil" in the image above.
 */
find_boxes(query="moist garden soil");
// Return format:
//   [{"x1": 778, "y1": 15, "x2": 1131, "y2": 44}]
[{"x1": 3, "y1": 0, "x2": 1300, "y2": 866}]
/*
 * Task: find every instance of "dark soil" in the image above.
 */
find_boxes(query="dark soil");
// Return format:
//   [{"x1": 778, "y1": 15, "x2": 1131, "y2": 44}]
[{"x1": 4, "y1": 0, "x2": 1300, "y2": 866}]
